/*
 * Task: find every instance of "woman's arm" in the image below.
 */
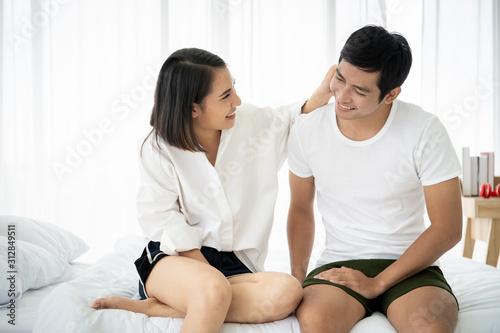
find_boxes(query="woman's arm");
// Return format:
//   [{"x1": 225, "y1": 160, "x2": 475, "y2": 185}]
[
  {"x1": 301, "y1": 65, "x2": 337, "y2": 114},
  {"x1": 138, "y1": 139, "x2": 203, "y2": 256}
]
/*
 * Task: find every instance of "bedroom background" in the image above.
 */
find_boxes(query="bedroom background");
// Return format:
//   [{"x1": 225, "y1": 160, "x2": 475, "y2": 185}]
[{"x1": 1, "y1": 0, "x2": 499, "y2": 266}]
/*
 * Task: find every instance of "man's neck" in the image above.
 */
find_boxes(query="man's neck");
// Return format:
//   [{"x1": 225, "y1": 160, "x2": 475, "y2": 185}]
[{"x1": 337, "y1": 102, "x2": 392, "y2": 141}]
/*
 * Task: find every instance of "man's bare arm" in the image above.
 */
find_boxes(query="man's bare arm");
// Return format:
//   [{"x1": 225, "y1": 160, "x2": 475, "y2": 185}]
[
  {"x1": 287, "y1": 171, "x2": 316, "y2": 283},
  {"x1": 316, "y1": 177, "x2": 462, "y2": 298}
]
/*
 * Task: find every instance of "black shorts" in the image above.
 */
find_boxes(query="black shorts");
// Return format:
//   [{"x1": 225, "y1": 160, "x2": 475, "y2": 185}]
[
  {"x1": 303, "y1": 259, "x2": 458, "y2": 317},
  {"x1": 134, "y1": 241, "x2": 252, "y2": 299}
]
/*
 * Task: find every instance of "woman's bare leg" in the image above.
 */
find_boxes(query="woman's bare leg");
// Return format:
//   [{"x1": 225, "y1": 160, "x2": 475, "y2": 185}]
[
  {"x1": 95, "y1": 256, "x2": 231, "y2": 333},
  {"x1": 225, "y1": 271, "x2": 303, "y2": 323},
  {"x1": 93, "y1": 269, "x2": 303, "y2": 325},
  {"x1": 92, "y1": 296, "x2": 185, "y2": 318}
]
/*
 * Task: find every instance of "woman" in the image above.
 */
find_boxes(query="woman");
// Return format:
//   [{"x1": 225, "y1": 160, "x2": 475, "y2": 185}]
[{"x1": 92, "y1": 48, "x2": 334, "y2": 332}]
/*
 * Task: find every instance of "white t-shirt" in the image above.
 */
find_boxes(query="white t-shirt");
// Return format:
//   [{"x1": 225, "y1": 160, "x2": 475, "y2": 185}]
[
  {"x1": 137, "y1": 101, "x2": 303, "y2": 273},
  {"x1": 288, "y1": 100, "x2": 462, "y2": 267}
]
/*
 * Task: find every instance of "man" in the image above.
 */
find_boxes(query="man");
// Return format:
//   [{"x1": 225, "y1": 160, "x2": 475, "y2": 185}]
[{"x1": 287, "y1": 25, "x2": 462, "y2": 333}]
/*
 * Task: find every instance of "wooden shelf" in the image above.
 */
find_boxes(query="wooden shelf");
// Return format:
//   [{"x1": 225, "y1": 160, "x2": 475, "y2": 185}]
[
  {"x1": 462, "y1": 178, "x2": 500, "y2": 267},
  {"x1": 462, "y1": 196, "x2": 500, "y2": 218}
]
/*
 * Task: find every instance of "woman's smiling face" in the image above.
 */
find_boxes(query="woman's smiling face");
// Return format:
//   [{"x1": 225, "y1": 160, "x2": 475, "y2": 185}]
[{"x1": 192, "y1": 66, "x2": 242, "y2": 133}]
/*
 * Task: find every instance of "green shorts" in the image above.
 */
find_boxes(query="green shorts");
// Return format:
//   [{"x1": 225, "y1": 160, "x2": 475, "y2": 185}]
[{"x1": 303, "y1": 259, "x2": 458, "y2": 317}]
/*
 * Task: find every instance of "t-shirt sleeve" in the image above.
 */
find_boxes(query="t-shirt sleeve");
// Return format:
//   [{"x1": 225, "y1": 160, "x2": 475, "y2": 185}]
[
  {"x1": 287, "y1": 120, "x2": 313, "y2": 178},
  {"x1": 416, "y1": 117, "x2": 462, "y2": 186}
]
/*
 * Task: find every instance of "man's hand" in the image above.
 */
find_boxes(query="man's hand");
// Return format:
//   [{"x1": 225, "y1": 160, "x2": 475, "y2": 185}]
[
  {"x1": 314, "y1": 266, "x2": 386, "y2": 299},
  {"x1": 302, "y1": 64, "x2": 337, "y2": 114}
]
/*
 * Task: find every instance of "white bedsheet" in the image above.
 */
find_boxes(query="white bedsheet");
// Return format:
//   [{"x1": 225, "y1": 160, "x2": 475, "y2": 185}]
[
  {"x1": 0, "y1": 284, "x2": 56, "y2": 333},
  {"x1": 0, "y1": 263, "x2": 89, "y2": 333},
  {"x1": 31, "y1": 235, "x2": 500, "y2": 333}
]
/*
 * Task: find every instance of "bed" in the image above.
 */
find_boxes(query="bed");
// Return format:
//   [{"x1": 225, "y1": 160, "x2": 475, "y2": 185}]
[
  {"x1": 1, "y1": 216, "x2": 500, "y2": 333},
  {"x1": 0, "y1": 262, "x2": 90, "y2": 333}
]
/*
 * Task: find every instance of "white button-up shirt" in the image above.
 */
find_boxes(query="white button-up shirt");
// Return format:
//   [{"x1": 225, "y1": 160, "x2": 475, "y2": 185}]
[{"x1": 137, "y1": 101, "x2": 303, "y2": 272}]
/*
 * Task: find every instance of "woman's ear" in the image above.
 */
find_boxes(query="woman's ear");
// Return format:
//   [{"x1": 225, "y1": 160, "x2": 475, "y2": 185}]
[
  {"x1": 383, "y1": 87, "x2": 401, "y2": 104},
  {"x1": 192, "y1": 103, "x2": 201, "y2": 119}
]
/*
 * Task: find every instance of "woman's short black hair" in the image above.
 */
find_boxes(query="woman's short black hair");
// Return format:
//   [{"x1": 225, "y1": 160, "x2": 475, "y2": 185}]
[
  {"x1": 146, "y1": 48, "x2": 227, "y2": 152},
  {"x1": 339, "y1": 25, "x2": 412, "y2": 102}
]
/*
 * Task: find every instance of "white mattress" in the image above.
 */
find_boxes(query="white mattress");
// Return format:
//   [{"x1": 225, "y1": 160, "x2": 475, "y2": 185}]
[{"x1": 5, "y1": 235, "x2": 498, "y2": 333}]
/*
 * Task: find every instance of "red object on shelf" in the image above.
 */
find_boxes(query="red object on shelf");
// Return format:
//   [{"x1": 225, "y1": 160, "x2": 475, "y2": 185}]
[{"x1": 480, "y1": 183, "x2": 500, "y2": 198}]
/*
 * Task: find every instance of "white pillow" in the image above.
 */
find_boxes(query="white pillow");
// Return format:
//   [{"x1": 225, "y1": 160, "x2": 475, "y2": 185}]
[
  {"x1": 0, "y1": 216, "x2": 89, "y2": 262},
  {"x1": 0, "y1": 237, "x2": 75, "y2": 307}
]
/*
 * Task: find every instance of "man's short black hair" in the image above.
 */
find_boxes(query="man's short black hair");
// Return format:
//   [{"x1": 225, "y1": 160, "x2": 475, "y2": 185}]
[{"x1": 339, "y1": 25, "x2": 412, "y2": 102}]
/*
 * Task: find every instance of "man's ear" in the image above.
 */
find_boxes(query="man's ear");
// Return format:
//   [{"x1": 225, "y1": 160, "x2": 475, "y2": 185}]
[
  {"x1": 192, "y1": 103, "x2": 201, "y2": 118},
  {"x1": 383, "y1": 87, "x2": 401, "y2": 104}
]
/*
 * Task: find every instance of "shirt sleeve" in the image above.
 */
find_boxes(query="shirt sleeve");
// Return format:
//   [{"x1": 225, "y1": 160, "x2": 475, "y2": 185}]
[
  {"x1": 137, "y1": 137, "x2": 203, "y2": 255},
  {"x1": 416, "y1": 117, "x2": 462, "y2": 186},
  {"x1": 273, "y1": 100, "x2": 306, "y2": 132},
  {"x1": 239, "y1": 100, "x2": 305, "y2": 170},
  {"x1": 287, "y1": 119, "x2": 313, "y2": 178}
]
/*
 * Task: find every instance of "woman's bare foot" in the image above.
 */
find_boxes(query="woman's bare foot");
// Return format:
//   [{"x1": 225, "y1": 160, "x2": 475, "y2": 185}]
[{"x1": 91, "y1": 296, "x2": 185, "y2": 318}]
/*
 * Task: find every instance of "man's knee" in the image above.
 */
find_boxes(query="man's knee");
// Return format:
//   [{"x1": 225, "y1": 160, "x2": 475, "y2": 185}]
[
  {"x1": 297, "y1": 305, "x2": 329, "y2": 332},
  {"x1": 297, "y1": 284, "x2": 366, "y2": 333},
  {"x1": 392, "y1": 290, "x2": 458, "y2": 333},
  {"x1": 404, "y1": 315, "x2": 457, "y2": 333},
  {"x1": 297, "y1": 303, "x2": 350, "y2": 333}
]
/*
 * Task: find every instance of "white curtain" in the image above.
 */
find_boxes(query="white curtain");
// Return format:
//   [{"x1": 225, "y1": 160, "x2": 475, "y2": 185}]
[
  {"x1": 1, "y1": 0, "x2": 162, "y2": 260},
  {"x1": 496, "y1": 0, "x2": 500, "y2": 156},
  {"x1": 1, "y1": 0, "x2": 497, "y2": 261},
  {"x1": 420, "y1": 0, "x2": 495, "y2": 160}
]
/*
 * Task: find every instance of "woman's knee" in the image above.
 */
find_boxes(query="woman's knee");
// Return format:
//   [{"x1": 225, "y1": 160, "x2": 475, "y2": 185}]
[
  {"x1": 193, "y1": 274, "x2": 232, "y2": 311},
  {"x1": 277, "y1": 274, "x2": 303, "y2": 308},
  {"x1": 263, "y1": 273, "x2": 303, "y2": 319}
]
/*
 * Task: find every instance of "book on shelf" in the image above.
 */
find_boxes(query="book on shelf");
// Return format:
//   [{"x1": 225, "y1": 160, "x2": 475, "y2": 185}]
[
  {"x1": 481, "y1": 152, "x2": 495, "y2": 187},
  {"x1": 471, "y1": 156, "x2": 479, "y2": 196},
  {"x1": 462, "y1": 147, "x2": 471, "y2": 196},
  {"x1": 461, "y1": 147, "x2": 495, "y2": 197},
  {"x1": 479, "y1": 155, "x2": 488, "y2": 189}
]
